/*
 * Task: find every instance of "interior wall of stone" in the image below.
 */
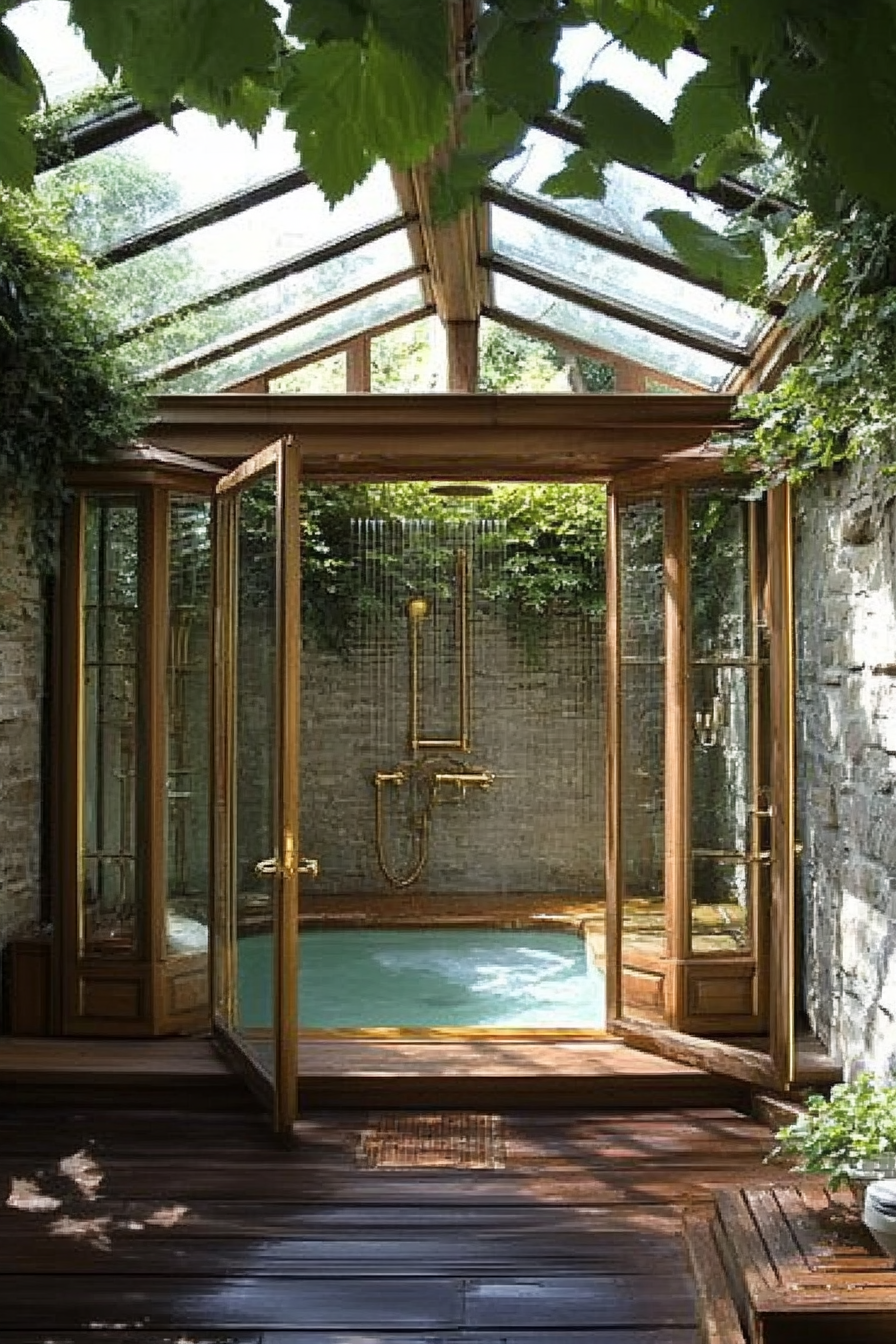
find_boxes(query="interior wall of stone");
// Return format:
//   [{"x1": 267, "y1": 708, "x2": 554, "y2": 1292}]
[
  {"x1": 0, "y1": 499, "x2": 44, "y2": 981},
  {"x1": 794, "y1": 451, "x2": 896, "y2": 1078}
]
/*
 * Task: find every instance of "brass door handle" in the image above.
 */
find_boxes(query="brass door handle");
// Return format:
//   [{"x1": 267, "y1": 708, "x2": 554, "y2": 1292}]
[{"x1": 254, "y1": 855, "x2": 319, "y2": 878}]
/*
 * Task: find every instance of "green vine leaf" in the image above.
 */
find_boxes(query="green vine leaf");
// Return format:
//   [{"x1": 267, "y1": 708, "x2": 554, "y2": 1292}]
[
  {"x1": 645, "y1": 208, "x2": 766, "y2": 297},
  {"x1": 671, "y1": 61, "x2": 751, "y2": 176},
  {"x1": 540, "y1": 147, "x2": 607, "y2": 201},
  {"x1": 567, "y1": 80, "x2": 674, "y2": 174},
  {"x1": 479, "y1": 12, "x2": 561, "y2": 121},
  {"x1": 282, "y1": 36, "x2": 451, "y2": 203}
]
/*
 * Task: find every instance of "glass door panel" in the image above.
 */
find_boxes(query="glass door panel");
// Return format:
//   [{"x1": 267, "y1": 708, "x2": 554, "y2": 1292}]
[
  {"x1": 213, "y1": 444, "x2": 300, "y2": 1132},
  {"x1": 607, "y1": 474, "x2": 794, "y2": 1089},
  {"x1": 684, "y1": 491, "x2": 767, "y2": 1032},
  {"x1": 617, "y1": 496, "x2": 667, "y2": 1022}
]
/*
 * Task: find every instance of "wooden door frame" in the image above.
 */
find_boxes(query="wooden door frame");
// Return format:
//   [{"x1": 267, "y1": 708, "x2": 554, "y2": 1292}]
[
  {"x1": 604, "y1": 473, "x2": 796, "y2": 1091},
  {"x1": 212, "y1": 441, "x2": 301, "y2": 1134}
]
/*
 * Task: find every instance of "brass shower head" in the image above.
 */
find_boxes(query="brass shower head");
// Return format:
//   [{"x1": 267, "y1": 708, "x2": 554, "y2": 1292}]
[
  {"x1": 429, "y1": 482, "x2": 493, "y2": 497},
  {"x1": 407, "y1": 596, "x2": 429, "y2": 622}
]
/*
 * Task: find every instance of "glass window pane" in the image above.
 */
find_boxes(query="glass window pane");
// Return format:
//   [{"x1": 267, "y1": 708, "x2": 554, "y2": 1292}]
[
  {"x1": 493, "y1": 130, "x2": 733, "y2": 259},
  {"x1": 490, "y1": 205, "x2": 762, "y2": 349},
  {"x1": 164, "y1": 276, "x2": 425, "y2": 391},
  {"x1": 81, "y1": 496, "x2": 141, "y2": 958},
  {"x1": 165, "y1": 497, "x2": 213, "y2": 960},
  {"x1": 271, "y1": 351, "x2": 346, "y2": 393},
  {"x1": 38, "y1": 110, "x2": 307, "y2": 255},
  {"x1": 100, "y1": 167, "x2": 405, "y2": 331},
  {"x1": 619, "y1": 498, "x2": 666, "y2": 988},
  {"x1": 118, "y1": 229, "x2": 414, "y2": 369},
  {"x1": 492, "y1": 272, "x2": 735, "y2": 388}
]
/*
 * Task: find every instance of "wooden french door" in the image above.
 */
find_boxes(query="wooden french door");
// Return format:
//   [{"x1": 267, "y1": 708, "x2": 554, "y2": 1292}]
[
  {"x1": 212, "y1": 441, "x2": 303, "y2": 1133},
  {"x1": 605, "y1": 476, "x2": 796, "y2": 1089}
]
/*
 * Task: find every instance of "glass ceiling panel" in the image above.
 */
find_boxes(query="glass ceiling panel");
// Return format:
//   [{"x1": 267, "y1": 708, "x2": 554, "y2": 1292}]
[
  {"x1": 490, "y1": 205, "x2": 763, "y2": 349},
  {"x1": 493, "y1": 129, "x2": 731, "y2": 257},
  {"x1": 492, "y1": 273, "x2": 734, "y2": 390},
  {"x1": 38, "y1": 109, "x2": 306, "y2": 256},
  {"x1": 557, "y1": 24, "x2": 703, "y2": 119},
  {"x1": 97, "y1": 165, "x2": 402, "y2": 329},
  {"x1": 118, "y1": 231, "x2": 414, "y2": 372},
  {"x1": 159, "y1": 276, "x2": 425, "y2": 392},
  {"x1": 8, "y1": 1, "x2": 103, "y2": 104}
]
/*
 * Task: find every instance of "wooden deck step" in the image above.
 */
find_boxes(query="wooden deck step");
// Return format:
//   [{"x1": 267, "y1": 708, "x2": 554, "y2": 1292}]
[
  {"x1": 0, "y1": 1035, "x2": 753, "y2": 1112},
  {"x1": 707, "y1": 1183, "x2": 896, "y2": 1343}
]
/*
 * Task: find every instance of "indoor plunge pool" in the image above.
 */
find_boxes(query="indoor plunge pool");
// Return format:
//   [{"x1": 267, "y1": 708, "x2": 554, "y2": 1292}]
[{"x1": 236, "y1": 927, "x2": 606, "y2": 1030}]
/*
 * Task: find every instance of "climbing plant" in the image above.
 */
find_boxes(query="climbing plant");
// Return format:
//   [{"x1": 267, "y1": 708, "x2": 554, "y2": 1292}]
[
  {"x1": 0, "y1": 186, "x2": 146, "y2": 566},
  {"x1": 6, "y1": 3, "x2": 896, "y2": 295},
  {"x1": 731, "y1": 208, "x2": 896, "y2": 484},
  {"x1": 300, "y1": 481, "x2": 607, "y2": 655}
]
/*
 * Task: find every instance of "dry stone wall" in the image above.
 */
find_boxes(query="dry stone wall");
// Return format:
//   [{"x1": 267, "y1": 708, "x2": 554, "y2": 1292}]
[
  {"x1": 0, "y1": 499, "x2": 44, "y2": 955},
  {"x1": 795, "y1": 451, "x2": 896, "y2": 1077}
]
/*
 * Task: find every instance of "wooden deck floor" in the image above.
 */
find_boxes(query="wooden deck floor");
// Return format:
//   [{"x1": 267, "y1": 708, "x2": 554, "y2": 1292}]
[
  {"x1": 0, "y1": 1092, "x2": 777, "y2": 1342},
  {"x1": 0, "y1": 1034, "x2": 753, "y2": 1110}
]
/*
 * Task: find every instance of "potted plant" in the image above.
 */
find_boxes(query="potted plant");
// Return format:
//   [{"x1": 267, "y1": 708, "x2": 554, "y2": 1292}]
[{"x1": 770, "y1": 1072, "x2": 896, "y2": 1194}]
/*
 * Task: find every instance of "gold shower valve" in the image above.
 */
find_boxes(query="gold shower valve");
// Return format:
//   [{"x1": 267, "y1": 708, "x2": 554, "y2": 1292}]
[{"x1": 433, "y1": 769, "x2": 495, "y2": 791}]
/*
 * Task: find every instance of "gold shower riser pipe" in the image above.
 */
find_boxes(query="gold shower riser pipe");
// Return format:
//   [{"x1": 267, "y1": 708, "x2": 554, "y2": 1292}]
[{"x1": 407, "y1": 548, "x2": 473, "y2": 754}]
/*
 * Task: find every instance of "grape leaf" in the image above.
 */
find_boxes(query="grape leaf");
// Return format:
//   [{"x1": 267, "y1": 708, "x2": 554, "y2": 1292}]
[
  {"x1": 576, "y1": 0, "x2": 700, "y2": 68},
  {"x1": 567, "y1": 80, "x2": 674, "y2": 173},
  {"x1": 695, "y1": 129, "x2": 765, "y2": 190},
  {"x1": 646, "y1": 208, "x2": 767, "y2": 297},
  {"x1": 0, "y1": 70, "x2": 36, "y2": 186},
  {"x1": 286, "y1": 0, "x2": 368, "y2": 45},
  {"x1": 480, "y1": 13, "x2": 560, "y2": 120},
  {"x1": 282, "y1": 36, "x2": 451, "y2": 204},
  {"x1": 541, "y1": 147, "x2": 607, "y2": 200},
  {"x1": 368, "y1": 0, "x2": 449, "y2": 81},
  {"x1": 69, "y1": 0, "x2": 281, "y2": 124},
  {"x1": 671, "y1": 61, "x2": 751, "y2": 174}
]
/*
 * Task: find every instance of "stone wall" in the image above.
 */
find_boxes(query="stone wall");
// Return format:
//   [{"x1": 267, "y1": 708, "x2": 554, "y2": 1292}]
[
  {"x1": 297, "y1": 610, "x2": 606, "y2": 900},
  {"x1": 0, "y1": 499, "x2": 44, "y2": 959},
  {"x1": 794, "y1": 452, "x2": 896, "y2": 1077}
]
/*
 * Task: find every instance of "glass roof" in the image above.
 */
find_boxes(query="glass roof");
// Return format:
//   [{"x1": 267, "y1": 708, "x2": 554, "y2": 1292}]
[
  {"x1": 98, "y1": 168, "x2": 404, "y2": 331},
  {"x1": 159, "y1": 275, "x2": 427, "y2": 392},
  {"x1": 21, "y1": 9, "x2": 775, "y2": 394},
  {"x1": 492, "y1": 129, "x2": 731, "y2": 258},
  {"x1": 491, "y1": 273, "x2": 736, "y2": 390},
  {"x1": 8, "y1": 1, "x2": 103, "y2": 104},
  {"x1": 489, "y1": 205, "x2": 763, "y2": 350},
  {"x1": 39, "y1": 109, "x2": 307, "y2": 256}
]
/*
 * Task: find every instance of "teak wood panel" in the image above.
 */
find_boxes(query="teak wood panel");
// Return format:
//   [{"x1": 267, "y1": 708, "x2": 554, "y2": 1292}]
[{"x1": 0, "y1": 1097, "x2": 775, "y2": 1340}]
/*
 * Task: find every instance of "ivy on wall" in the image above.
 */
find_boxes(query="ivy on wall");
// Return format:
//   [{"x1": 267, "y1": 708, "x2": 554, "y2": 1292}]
[
  {"x1": 300, "y1": 482, "x2": 607, "y2": 656},
  {"x1": 732, "y1": 209, "x2": 896, "y2": 485},
  {"x1": 0, "y1": 186, "x2": 146, "y2": 566}
]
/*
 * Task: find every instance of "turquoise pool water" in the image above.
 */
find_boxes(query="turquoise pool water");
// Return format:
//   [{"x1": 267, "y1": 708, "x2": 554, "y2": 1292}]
[{"x1": 236, "y1": 927, "x2": 605, "y2": 1029}]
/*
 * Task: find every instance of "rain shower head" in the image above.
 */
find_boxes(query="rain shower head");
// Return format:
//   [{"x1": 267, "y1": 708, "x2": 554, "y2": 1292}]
[
  {"x1": 429, "y1": 482, "x2": 493, "y2": 498},
  {"x1": 407, "y1": 596, "x2": 429, "y2": 622}
]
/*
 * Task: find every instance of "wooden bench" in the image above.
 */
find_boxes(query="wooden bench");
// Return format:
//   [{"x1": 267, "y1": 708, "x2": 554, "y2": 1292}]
[{"x1": 686, "y1": 1184, "x2": 896, "y2": 1344}]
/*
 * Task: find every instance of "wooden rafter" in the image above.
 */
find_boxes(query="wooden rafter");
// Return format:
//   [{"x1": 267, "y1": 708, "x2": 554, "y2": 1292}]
[
  {"x1": 484, "y1": 182, "x2": 762, "y2": 304},
  {"x1": 226, "y1": 306, "x2": 435, "y2": 390},
  {"x1": 97, "y1": 166, "x2": 311, "y2": 267}
]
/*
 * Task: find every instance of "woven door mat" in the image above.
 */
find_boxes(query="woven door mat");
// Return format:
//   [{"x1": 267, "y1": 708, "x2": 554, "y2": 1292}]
[{"x1": 356, "y1": 1112, "x2": 506, "y2": 1169}]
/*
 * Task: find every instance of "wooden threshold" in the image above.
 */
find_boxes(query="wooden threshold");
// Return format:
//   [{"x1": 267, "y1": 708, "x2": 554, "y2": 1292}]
[{"x1": 0, "y1": 1034, "x2": 752, "y2": 1112}]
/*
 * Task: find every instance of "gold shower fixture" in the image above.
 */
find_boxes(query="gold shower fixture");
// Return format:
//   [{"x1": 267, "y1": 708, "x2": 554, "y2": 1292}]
[{"x1": 408, "y1": 549, "x2": 472, "y2": 754}]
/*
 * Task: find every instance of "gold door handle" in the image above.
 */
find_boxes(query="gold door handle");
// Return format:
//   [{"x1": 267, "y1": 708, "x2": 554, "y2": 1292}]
[{"x1": 255, "y1": 855, "x2": 320, "y2": 878}]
